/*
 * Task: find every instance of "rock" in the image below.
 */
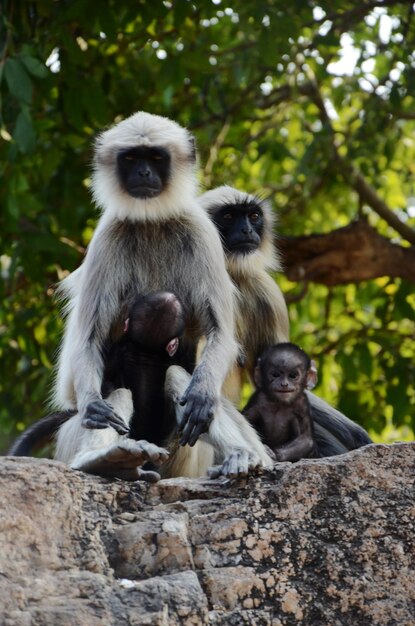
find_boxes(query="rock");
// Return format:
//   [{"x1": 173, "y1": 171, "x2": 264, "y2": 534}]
[{"x1": 0, "y1": 443, "x2": 414, "y2": 625}]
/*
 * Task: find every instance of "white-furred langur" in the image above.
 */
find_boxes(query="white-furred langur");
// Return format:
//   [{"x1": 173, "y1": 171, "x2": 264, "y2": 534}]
[
  {"x1": 43, "y1": 113, "x2": 272, "y2": 480},
  {"x1": 199, "y1": 185, "x2": 372, "y2": 457}
]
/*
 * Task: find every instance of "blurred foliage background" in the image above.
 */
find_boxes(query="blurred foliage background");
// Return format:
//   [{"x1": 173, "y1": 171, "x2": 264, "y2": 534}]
[{"x1": 1, "y1": 0, "x2": 414, "y2": 453}]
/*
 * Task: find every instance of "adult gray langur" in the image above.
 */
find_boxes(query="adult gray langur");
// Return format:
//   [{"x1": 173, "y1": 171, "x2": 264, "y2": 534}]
[
  {"x1": 49, "y1": 112, "x2": 272, "y2": 480},
  {"x1": 199, "y1": 185, "x2": 372, "y2": 457}
]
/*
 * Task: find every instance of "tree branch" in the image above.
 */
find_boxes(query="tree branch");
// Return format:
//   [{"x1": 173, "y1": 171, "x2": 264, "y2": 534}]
[
  {"x1": 278, "y1": 220, "x2": 415, "y2": 285},
  {"x1": 307, "y1": 79, "x2": 415, "y2": 246},
  {"x1": 336, "y1": 157, "x2": 415, "y2": 246}
]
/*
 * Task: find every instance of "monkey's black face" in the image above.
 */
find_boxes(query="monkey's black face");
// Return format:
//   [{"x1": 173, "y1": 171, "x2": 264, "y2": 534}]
[
  {"x1": 262, "y1": 352, "x2": 308, "y2": 403},
  {"x1": 117, "y1": 146, "x2": 171, "y2": 199},
  {"x1": 211, "y1": 202, "x2": 264, "y2": 255}
]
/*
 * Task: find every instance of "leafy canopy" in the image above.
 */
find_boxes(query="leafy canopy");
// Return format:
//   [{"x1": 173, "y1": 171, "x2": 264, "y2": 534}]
[{"x1": 1, "y1": 0, "x2": 414, "y2": 450}]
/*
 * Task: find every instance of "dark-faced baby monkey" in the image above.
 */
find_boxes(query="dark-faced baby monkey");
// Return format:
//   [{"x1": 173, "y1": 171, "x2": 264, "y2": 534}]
[
  {"x1": 200, "y1": 186, "x2": 372, "y2": 456},
  {"x1": 244, "y1": 343, "x2": 318, "y2": 462},
  {"x1": 101, "y1": 291, "x2": 185, "y2": 447},
  {"x1": 9, "y1": 292, "x2": 185, "y2": 479}
]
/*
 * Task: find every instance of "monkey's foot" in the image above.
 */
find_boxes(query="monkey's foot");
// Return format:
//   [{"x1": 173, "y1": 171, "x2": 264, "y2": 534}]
[
  {"x1": 208, "y1": 448, "x2": 261, "y2": 480},
  {"x1": 71, "y1": 439, "x2": 169, "y2": 482}
]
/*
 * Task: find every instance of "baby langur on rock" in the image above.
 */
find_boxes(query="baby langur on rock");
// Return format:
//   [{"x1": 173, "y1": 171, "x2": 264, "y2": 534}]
[{"x1": 244, "y1": 343, "x2": 318, "y2": 463}]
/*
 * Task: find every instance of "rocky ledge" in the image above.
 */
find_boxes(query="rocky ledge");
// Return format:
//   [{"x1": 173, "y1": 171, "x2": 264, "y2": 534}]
[{"x1": 0, "y1": 442, "x2": 414, "y2": 625}]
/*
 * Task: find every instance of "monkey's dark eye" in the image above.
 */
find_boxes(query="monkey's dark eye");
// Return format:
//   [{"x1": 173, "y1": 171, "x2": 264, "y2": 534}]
[
  {"x1": 124, "y1": 154, "x2": 135, "y2": 161},
  {"x1": 222, "y1": 213, "x2": 234, "y2": 222},
  {"x1": 289, "y1": 371, "x2": 299, "y2": 380},
  {"x1": 249, "y1": 212, "x2": 260, "y2": 223},
  {"x1": 152, "y1": 155, "x2": 164, "y2": 160}
]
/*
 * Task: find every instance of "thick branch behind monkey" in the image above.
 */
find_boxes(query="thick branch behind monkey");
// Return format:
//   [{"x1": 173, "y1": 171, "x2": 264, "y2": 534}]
[{"x1": 278, "y1": 219, "x2": 415, "y2": 286}]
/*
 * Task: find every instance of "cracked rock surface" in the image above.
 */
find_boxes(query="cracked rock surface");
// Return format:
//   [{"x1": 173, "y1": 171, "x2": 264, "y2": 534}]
[{"x1": 1, "y1": 443, "x2": 414, "y2": 625}]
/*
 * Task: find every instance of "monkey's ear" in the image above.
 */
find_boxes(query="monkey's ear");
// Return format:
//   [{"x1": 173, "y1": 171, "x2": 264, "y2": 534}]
[
  {"x1": 123, "y1": 318, "x2": 130, "y2": 333},
  {"x1": 166, "y1": 337, "x2": 179, "y2": 357},
  {"x1": 253, "y1": 359, "x2": 262, "y2": 389},
  {"x1": 306, "y1": 360, "x2": 318, "y2": 390}
]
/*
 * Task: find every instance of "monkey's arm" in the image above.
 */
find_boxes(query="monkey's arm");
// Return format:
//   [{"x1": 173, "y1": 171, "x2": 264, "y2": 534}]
[
  {"x1": 179, "y1": 222, "x2": 238, "y2": 446},
  {"x1": 55, "y1": 239, "x2": 129, "y2": 435},
  {"x1": 242, "y1": 403, "x2": 262, "y2": 427},
  {"x1": 272, "y1": 417, "x2": 316, "y2": 463},
  {"x1": 207, "y1": 448, "x2": 260, "y2": 479},
  {"x1": 179, "y1": 317, "x2": 237, "y2": 446},
  {"x1": 71, "y1": 338, "x2": 129, "y2": 435}
]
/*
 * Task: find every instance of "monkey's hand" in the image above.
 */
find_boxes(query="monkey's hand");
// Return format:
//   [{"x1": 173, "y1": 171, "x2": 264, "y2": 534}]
[
  {"x1": 178, "y1": 384, "x2": 216, "y2": 447},
  {"x1": 82, "y1": 399, "x2": 130, "y2": 435},
  {"x1": 208, "y1": 449, "x2": 261, "y2": 480}
]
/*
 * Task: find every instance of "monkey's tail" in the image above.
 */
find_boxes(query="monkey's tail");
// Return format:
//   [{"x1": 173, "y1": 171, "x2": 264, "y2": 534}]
[
  {"x1": 7, "y1": 410, "x2": 76, "y2": 457},
  {"x1": 308, "y1": 392, "x2": 372, "y2": 456}
]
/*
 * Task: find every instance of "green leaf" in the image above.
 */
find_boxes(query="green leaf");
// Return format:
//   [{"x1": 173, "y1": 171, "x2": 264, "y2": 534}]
[
  {"x1": 13, "y1": 111, "x2": 36, "y2": 153},
  {"x1": 357, "y1": 344, "x2": 373, "y2": 378},
  {"x1": 95, "y1": 4, "x2": 118, "y2": 40},
  {"x1": 162, "y1": 85, "x2": 174, "y2": 108},
  {"x1": 6, "y1": 195, "x2": 19, "y2": 220},
  {"x1": 4, "y1": 58, "x2": 33, "y2": 104},
  {"x1": 20, "y1": 55, "x2": 49, "y2": 79}
]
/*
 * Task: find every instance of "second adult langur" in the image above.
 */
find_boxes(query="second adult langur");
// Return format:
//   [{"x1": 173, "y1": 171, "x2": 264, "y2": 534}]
[{"x1": 199, "y1": 185, "x2": 372, "y2": 455}]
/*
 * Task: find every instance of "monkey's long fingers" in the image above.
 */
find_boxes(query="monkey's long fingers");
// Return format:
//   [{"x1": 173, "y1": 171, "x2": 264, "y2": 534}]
[
  {"x1": 179, "y1": 395, "x2": 214, "y2": 446},
  {"x1": 83, "y1": 415, "x2": 129, "y2": 435},
  {"x1": 222, "y1": 451, "x2": 242, "y2": 478},
  {"x1": 209, "y1": 450, "x2": 260, "y2": 480},
  {"x1": 106, "y1": 416, "x2": 130, "y2": 435},
  {"x1": 179, "y1": 414, "x2": 211, "y2": 447},
  {"x1": 191, "y1": 419, "x2": 211, "y2": 447},
  {"x1": 83, "y1": 400, "x2": 129, "y2": 435},
  {"x1": 207, "y1": 456, "x2": 239, "y2": 480}
]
